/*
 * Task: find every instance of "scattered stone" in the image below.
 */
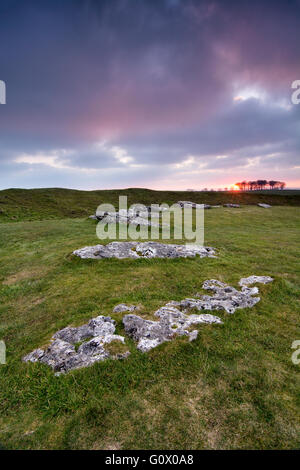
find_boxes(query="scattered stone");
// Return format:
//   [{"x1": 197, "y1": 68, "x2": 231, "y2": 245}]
[
  {"x1": 257, "y1": 203, "x2": 272, "y2": 208},
  {"x1": 53, "y1": 315, "x2": 115, "y2": 343},
  {"x1": 73, "y1": 241, "x2": 216, "y2": 260},
  {"x1": 23, "y1": 348, "x2": 44, "y2": 363},
  {"x1": 23, "y1": 276, "x2": 274, "y2": 368},
  {"x1": 223, "y1": 203, "x2": 240, "y2": 208},
  {"x1": 23, "y1": 315, "x2": 129, "y2": 373},
  {"x1": 113, "y1": 304, "x2": 139, "y2": 313},
  {"x1": 189, "y1": 330, "x2": 199, "y2": 342},
  {"x1": 180, "y1": 279, "x2": 261, "y2": 314},
  {"x1": 177, "y1": 201, "x2": 211, "y2": 209},
  {"x1": 123, "y1": 306, "x2": 222, "y2": 352},
  {"x1": 90, "y1": 207, "x2": 167, "y2": 227},
  {"x1": 239, "y1": 275, "x2": 274, "y2": 287},
  {"x1": 123, "y1": 276, "x2": 273, "y2": 351}
]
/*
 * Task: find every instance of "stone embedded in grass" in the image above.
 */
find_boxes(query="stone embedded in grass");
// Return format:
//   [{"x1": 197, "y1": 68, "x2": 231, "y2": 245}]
[
  {"x1": 22, "y1": 348, "x2": 44, "y2": 363},
  {"x1": 23, "y1": 315, "x2": 130, "y2": 374},
  {"x1": 178, "y1": 201, "x2": 238, "y2": 209},
  {"x1": 177, "y1": 201, "x2": 211, "y2": 209},
  {"x1": 123, "y1": 306, "x2": 222, "y2": 353},
  {"x1": 239, "y1": 276, "x2": 274, "y2": 287},
  {"x1": 52, "y1": 315, "x2": 115, "y2": 343},
  {"x1": 123, "y1": 276, "x2": 274, "y2": 351},
  {"x1": 181, "y1": 279, "x2": 263, "y2": 314},
  {"x1": 188, "y1": 330, "x2": 199, "y2": 342},
  {"x1": 90, "y1": 208, "x2": 166, "y2": 228},
  {"x1": 73, "y1": 241, "x2": 216, "y2": 260},
  {"x1": 23, "y1": 276, "x2": 274, "y2": 367},
  {"x1": 257, "y1": 203, "x2": 272, "y2": 208},
  {"x1": 113, "y1": 304, "x2": 139, "y2": 313}
]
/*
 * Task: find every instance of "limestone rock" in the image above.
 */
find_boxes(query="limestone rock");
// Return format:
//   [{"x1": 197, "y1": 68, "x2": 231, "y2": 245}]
[
  {"x1": 22, "y1": 348, "x2": 44, "y2": 363},
  {"x1": 23, "y1": 315, "x2": 129, "y2": 373},
  {"x1": 91, "y1": 208, "x2": 167, "y2": 228},
  {"x1": 23, "y1": 276, "x2": 274, "y2": 368},
  {"x1": 113, "y1": 304, "x2": 139, "y2": 313},
  {"x1": 123, "y1": 306, "x2": 222, "y2": 352},
  {"x1": 73, "y1": 241, "x2": 216, "y2": 260},
  {"x1": 258, "y1": 203, "x2": 272, "y2": 208},
  {"x1": 177, "y1": 201, "x2": 211, "y2": 209},
  {"x1": 239, "y1": 275, "x2": 274, "y2": 286},
  {"x1": 189, "y1": 330, "x2": 199, "y2": 342},
  {"x1": 53, "y1": 315, "x2": 115, "y2": 343},
  {"x1": 123, "y1": 276, "x2": 273, "y2": 351},
  {"x1": 181, "y1": 279, "x2": 261, "y2": 314}
]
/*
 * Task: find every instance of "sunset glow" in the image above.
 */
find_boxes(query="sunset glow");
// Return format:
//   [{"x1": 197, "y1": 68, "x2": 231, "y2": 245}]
[
  {"x1": 0, "y1": 0, "x2": 300, "y2": 190},
  {"x1": 230, "y1": 185, "x2": 241, "y2": 191}
]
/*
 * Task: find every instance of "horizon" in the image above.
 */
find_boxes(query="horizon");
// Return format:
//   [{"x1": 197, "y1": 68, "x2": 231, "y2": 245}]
[
  {"x1": 1, "y1": 185, "x2": 300, "y2": 192},
  {"x1": 1, "y1": 0, "x2": 300, "y2": 190}
]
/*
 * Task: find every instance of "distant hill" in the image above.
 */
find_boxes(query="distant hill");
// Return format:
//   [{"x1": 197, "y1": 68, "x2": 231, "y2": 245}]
[{"x1": 0, "y1": 187, "x2": 299, "y2": 223}]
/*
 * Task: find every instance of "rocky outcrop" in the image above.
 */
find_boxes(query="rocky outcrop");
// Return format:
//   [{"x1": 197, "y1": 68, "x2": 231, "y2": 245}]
[
  {"x1": 113, "y1": 303, "x2": 139, "y2": 313},
  {"x1": 177, "y1": 201, "x2": 211, "y2": 209},
  {"x1": 123, "y1": 306, "x2": 222, "y2": 352},
  {"x1": 179, "y1": 279, "x2": 261, "y2": 314},
  {"x1": 123, "y1": 276, "x2": 274, "y2": 351},
  {"x1": 23, "y1": 316, "x2": 129, "y2": 373},
  {"x1": 73, "y1": 242, "x2": 216, "y2": 260},
  {"x1": 257, "y1": 203, "x2": 272, "y2": 208},
  {"x1": 223, "y1": 203, "x2": 240, "y2": 208},
  {"x1": 90, "y1": 207, "x2": 168, "y2": 227},
  {"x1": 23, "y1": 276, "x2": 273, "y2": 371},
  {"x1": 239, "y1": 275, "x2": 273, "y2": 286}
]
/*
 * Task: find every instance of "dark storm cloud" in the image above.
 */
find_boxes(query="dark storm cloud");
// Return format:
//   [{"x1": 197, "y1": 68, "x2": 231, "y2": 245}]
[
  {"x1": 118, "y1": 98, "x2": 300, "y2": 162},
  {"x1": 0, "y1": 0, "x2": 300, "y2": 189}
]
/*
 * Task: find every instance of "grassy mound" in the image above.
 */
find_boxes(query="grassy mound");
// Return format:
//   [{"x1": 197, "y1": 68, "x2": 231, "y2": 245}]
[{"x1": 0, "y1": 187, "x2": 299, "y2": 223}]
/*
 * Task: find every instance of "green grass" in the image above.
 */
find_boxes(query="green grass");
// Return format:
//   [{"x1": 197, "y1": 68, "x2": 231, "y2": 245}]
[
  {"x1": 0, "y1": 205, "x2": 299, "y2": 449},
  {"x1": 0, "y1": 187, "x2": 300, "y2": 223}
]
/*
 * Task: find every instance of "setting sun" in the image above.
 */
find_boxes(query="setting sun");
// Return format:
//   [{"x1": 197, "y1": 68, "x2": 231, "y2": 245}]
[{"x1": 230, "y1": 184, "x2": 240, "y2": 191}]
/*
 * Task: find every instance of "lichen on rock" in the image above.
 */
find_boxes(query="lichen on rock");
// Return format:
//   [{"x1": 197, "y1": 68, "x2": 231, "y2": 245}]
[
  {"x1": 113, "y1": 304, "x2": 139, "y2": 313},
  {"x1": 23, "y1": 276, "x2": 273, "y2": 371},
  {"x1": 123, "y1": 276, "x2": 274, "y2": 351},
  {"x1": 23, "y1": 315, "x2": 129, "y2": 374},
  {"x1": 123, "y1": 305, "x2": 222, "y2": 352},
  {"x1": 90, "y1": 208, "x2": 167, "y2": 228},
  {"x1": 239, "y1": 275, "x2": 273, "y2": 286},
  {"x1": 73, "y1": 241, "x2": 216, "y2": 260}
]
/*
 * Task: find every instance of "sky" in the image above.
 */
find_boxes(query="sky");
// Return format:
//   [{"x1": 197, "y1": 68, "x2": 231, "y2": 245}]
[{"x1": 0, "y1": 0, "x2": 300, "y2": 190}]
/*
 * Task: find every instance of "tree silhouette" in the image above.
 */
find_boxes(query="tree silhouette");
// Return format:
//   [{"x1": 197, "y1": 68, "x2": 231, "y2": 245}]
[{"x1": 234, "y1": 179, "x2": 286, "y2": 191}]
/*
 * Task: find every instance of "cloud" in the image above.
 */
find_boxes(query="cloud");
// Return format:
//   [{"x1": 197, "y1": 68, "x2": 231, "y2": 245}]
[{"x1": 0, "y1": 0, "x2": 300, "y2": 189}]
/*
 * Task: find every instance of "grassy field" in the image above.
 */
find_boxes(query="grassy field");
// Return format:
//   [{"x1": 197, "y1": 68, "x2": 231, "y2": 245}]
[
  {"x1": 0, "y1": 187, "x2": 300, "y2": 223},
  {"x1": 0, "y1": 198, "x2": 299, "y2": 449}
]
